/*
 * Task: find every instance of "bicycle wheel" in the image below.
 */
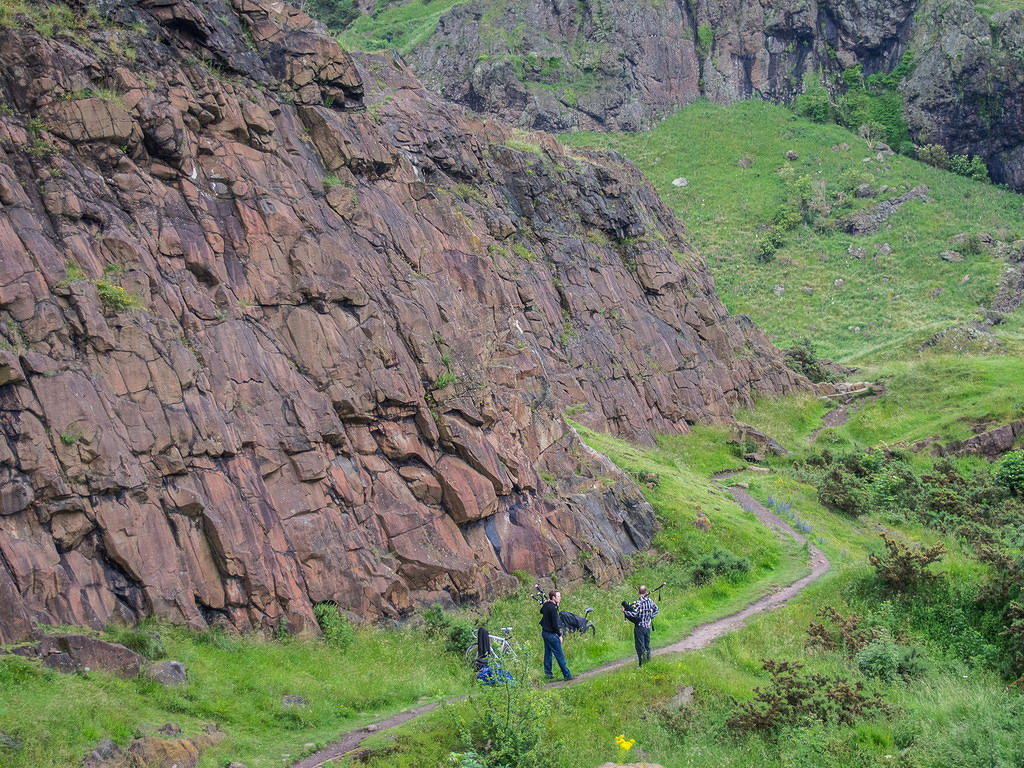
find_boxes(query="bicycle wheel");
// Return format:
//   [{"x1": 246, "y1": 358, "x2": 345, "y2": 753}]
[{"x1": 465, "y1": 642, "x2": 478, "y2": 665}]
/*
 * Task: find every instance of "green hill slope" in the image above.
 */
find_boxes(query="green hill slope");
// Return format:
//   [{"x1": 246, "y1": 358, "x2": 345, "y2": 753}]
[{"x1": 562, "y1": 99, "x2": 1024, "y2": 363}]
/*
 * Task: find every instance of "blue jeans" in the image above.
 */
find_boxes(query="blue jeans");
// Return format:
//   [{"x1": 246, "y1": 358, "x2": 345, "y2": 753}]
[{"x1": 542, "y1": 631, "x2": 571, "y2": 679}]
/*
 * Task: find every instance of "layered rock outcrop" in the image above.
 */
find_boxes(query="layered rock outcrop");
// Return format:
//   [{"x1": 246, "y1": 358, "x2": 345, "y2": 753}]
[
  {"x1": 405, "y1": 0, "x2": 1024, "y2": 190},
  {"x1": 0, "y1": 0, "x2": 803, "y2": 643}
]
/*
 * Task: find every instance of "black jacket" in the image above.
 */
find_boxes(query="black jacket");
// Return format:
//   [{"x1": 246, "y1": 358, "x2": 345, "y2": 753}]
[{"x1": 540, "y1": 600, "x2": 561, "y2": 634}]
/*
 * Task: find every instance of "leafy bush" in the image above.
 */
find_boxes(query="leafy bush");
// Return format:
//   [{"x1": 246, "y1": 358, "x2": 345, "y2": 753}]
[
  {"x1": 726, "y1": 658, "x2": 889, "y2": 733},
  {"x1": 816, "y1": 465, "x2": 868, "y2": 516},
  {"x1": 996, "y1": 451, "x2": 1024, "y2": 496},
  {"x1": 453, "y1": 652, "x2": 566, "y2": 768},
  {"x1": 916, "y1": 143, "x2": 949, "y2": 169},
  {"x1": 948, "y1": 154, "x2": 989, "y2": 182},
  {"x1": 313, "y1": 602, "x2": 353, "y2": 649},
  {"x1": 856, "y1": 636, "x2": 899, "y2": 682},
  {"x1": 869, "y1": 533, "x2": 946, "y2": 592},
  {"x1": 423, "y1": 604, "x2": 476, "y2": 656},
  {"x1": 691, "y1": 548, "x2": 750, "y2": 586},
  {"x1": 783, "y1": 337, "x2": 832, "y2": 383},
  {"x1": 795, "y1": 73, "x2": 832, "y2": 123}
]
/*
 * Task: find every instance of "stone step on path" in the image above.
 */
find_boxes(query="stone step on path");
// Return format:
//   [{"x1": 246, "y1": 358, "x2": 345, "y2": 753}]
[{"x1": 289, "y1": 482, "x2": 830, "y2": 768}]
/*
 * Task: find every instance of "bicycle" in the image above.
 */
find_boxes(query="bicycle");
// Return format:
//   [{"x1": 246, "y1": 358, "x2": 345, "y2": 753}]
[
  {"x1": 533, "y1": 583, "x2": 596, "y2": 637},
  {"x1": 464, "y1": 626, "x2": 517, "y2": 665}
]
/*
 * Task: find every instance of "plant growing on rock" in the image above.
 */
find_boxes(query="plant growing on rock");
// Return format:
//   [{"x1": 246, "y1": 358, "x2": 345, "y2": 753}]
[
  {"x1": 782, "y1": 337, "x2": 832, "y2": 383},
  {"x1": 96, "y1": 281, "x2": 140, "y2": 312}
]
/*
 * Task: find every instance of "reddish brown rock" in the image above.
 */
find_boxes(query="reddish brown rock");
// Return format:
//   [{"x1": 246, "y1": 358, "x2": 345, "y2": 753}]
[{"x1": 0, "y1": 0, "x2": 807, "y2": 642}]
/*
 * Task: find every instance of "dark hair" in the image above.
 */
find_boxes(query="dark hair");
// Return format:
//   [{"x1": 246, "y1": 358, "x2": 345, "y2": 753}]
[{"x1": 548, "y1": 590, "x2": 558, "y2": 600}]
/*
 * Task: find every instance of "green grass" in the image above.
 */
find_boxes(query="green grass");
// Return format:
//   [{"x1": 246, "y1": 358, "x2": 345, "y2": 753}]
[
  {"x1": 362, "y1": 474, "x2": 1021, "y2": 768},
  {"x1": 0, "y1": 624, "x2": 471, "y2": 768},
  {"x1": 333, "y1": 0, "x2": 471, "y2": 54},
  {"x1": 561, "y1": 99, "x2": 1024, "y2": 362},
  {"x1": 0, "y1": 411, "x2": 815, "y2": 768},
  {"x1": 822, "y1": 355, "x2": 1024, "y2": 449}
]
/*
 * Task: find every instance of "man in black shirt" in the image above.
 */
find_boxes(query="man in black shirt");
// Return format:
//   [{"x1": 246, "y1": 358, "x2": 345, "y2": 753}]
[{"x1": 540, "y1": 590, "x2": 573, "y2": 680}]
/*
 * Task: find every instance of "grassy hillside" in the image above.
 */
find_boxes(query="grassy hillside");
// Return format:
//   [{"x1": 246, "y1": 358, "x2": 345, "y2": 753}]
[
  {"x1": 355, "y1": 394, "x2": 1024, "y2": 767},
  {"x1": 562, "y1": 100, "x2": 1024, "y2": 362}
]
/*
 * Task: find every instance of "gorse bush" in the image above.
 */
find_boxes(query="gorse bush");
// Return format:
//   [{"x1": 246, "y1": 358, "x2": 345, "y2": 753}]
[
  {"x1": 995, "y1": 451, "x2": 1024, "y2": 496},
  {"x1": 805, "y1": 605, "x2": 877, "y2": 654},
  {"x1": 314, "y1": 602, "x2": 353, "y2": 649},
  {"x1": 783, "y1": 337, "x2": 833, "y2": 383},
  {"x1": 726, "y1": 658, "x2": 889, "y2": 734},
  {"x1": 869, "y1": 533, "x2": 946, "y2": 593}
]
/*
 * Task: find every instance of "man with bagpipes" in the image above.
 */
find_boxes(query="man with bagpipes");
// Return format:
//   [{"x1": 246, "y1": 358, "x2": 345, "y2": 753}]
[{"x1": 622, "y1": 583, "x2": 662, "y2": 667}]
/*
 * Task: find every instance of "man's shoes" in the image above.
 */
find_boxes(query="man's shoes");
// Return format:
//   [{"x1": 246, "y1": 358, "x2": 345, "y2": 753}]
[
  {"x1": 545, "y1": 675, "x2": 554, "y2": 681},
  {"x1": 563, "y1": 675, "x2": 573, "y2": 681}
]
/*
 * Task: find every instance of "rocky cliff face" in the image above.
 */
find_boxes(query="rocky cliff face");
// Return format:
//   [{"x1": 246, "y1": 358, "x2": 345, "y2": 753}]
[
  {"x1": 0, "y1": 0, "x2": 804, "y2": 643},
  {"x1": 406, "y1": 0, "x2": 1024, "y2": 190}
]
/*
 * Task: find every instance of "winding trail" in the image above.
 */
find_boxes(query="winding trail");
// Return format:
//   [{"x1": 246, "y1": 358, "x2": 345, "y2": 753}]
[{"x1": 290, "y1": 483, "x2": 830, "y2": 768}]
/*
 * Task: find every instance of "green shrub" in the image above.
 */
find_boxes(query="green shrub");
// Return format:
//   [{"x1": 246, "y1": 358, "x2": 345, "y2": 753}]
[
  {"x1": 896, "y1": 646, "x2": 929, "y2": 680},
  {"x1": 869, "y1": 533, "x2": 946, "y2": 592},
  {"x1": 783, "y1": 338, "x2": 832, "y2": 383},
  {"x1": 916, "y1": 143, "x2": 949, "y2": 169},
  {"x1": 423, "y1": 604, "x2": 475, "y2": 656},
  {"x1": 691, "y1": 548, "x2": 750, "y2": 586},
  {"x1": 304, "y1": 0, "x2": 360, "y2": 31},
  {"x1": 314, "y1": 602, "x2": 353, "y2": 649},
  {"x1": 995, "y1": 451, "x2": 1024, "y2": 496},
  {"x1": 856, "y1": 636, "x2": 899, "y2": 682},
  {"x1": 96, "y1": 280, "x2": 140, "y2": 312},
  {"x1": 453, "y1": 652, "x2": 566, "y2": 768},
  {"x1": 816, "y1": 466, "x2": 867, "y2": 516},
  {"x1": 795, "y1": 73, "x2": 832, "y2": 123},
  {"x1": 726, "y1": 658, "x2": 889, "y2": 733}
]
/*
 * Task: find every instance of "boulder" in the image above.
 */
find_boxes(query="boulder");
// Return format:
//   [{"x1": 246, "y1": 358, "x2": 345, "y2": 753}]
[
  {"x1": 37, "y1": 635, "x2": 141, "y2": 678},
  {"x1": 147, "y1": 660, "x2": 188, "y2": 687}
]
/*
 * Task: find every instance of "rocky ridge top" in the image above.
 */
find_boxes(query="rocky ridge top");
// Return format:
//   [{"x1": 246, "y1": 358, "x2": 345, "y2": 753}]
[{"x1": 0, "y1": 0, "x2": 804, "y2": 642}]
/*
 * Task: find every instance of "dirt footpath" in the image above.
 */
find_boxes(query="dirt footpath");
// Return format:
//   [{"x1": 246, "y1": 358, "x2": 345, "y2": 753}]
[{"x1": 291, "y1": 483, "x2": 830, "y2": 767}]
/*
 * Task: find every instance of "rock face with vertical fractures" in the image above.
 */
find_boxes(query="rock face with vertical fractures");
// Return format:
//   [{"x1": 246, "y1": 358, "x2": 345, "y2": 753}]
[{"x1": 0, "y1": 0, "x2": 805, "y2": 642}]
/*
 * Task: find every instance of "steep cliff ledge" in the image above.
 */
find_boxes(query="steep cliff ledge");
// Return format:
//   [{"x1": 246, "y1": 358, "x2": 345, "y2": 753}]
[{"x1": 0, "y1": 0, "x2": 804, "y2": 642}]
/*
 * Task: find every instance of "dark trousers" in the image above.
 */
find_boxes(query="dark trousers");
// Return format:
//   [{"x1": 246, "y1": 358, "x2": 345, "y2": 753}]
[
  {"x1": 542, "y1": 631, "x2": 571, "y2": 679},
  {"x1": 634, "y1": 624, "x2": 651, "y2": 666}
]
